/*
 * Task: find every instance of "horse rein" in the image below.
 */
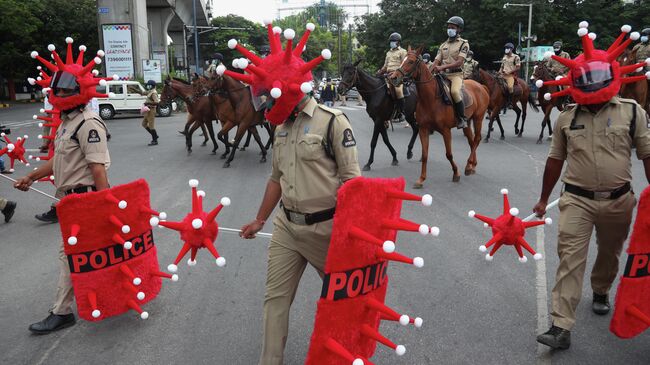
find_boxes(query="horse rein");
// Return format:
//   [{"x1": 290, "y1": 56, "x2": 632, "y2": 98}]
[{"x1": 340, "y1": 67, "x2": 386, "y2": 94}]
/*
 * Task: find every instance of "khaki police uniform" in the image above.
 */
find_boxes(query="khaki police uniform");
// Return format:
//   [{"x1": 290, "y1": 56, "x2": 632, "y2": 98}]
[
  {"x1": 142, "y1": 89, "x2": 159, "y2": 130},
  {"x1": 632, "y1": 43, "x2": 650, "y2": 70},
  {"x1": 462, "y1": 58, "x2": 479, "y2": 79},
  {"x1": 547, "y1": 51, "x2": 571, "y2": 77},
  {"x1": 500, "y1": 53, "x2": 521, "y2": 94},
  {"x1": 0, "y1": 197, "x2": 7, "y2": 210},
  {"x1": 260, "y1": 97, "x2": 360, "y2": 365},
  {"x1": 435, "y1": 37, "x2": 469, "y2": 102},
  {"x1": 382, "y1": 47, "x2": 408, "y2": 99},
  {"x1": 547, "y1": 96, "x2": 650, "y2": 330},
  {"x1": 51, "y1": 108, "x2": 110, "y2": 315}
]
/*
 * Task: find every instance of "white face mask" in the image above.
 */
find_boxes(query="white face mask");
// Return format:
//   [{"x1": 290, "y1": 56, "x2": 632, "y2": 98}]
[
  {"x1": 390, "y1": 41, "x2": 397, "y2": 49},
  {"x1": 642, "y1": 36, "x2": 649, "y2": 43},
  {"x1": 505, "y1": 48, "x2": 511, "y2": 54},
  {"x1": 447, "y1": 29, "x2": 457, "y2": 38}
]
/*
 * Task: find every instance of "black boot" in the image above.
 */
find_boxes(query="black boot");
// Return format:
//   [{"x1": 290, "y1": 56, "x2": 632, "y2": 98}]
[
  {"x1": 536, "y1": 325, "x2": 571, "y2": 349},
  {"x1": 35, "y1": 206, "x2": 58, "y2": 224},
  {"x1": 396, "y1": 98, "x2": 406, "y2": 123},
  {"x1": 28, "y1": 312, "x2": 76, "y2": 335},
  {"x1": 453, "y1": 101, "x2": 468, "y2": 129},
  {"x1": 2, "y1": 201, "x2": 16, "y2": 223},
  {"x1": 148, "y1": 129, "x2": 159, "y2": 146},
  {"x1": 506, "y1": 92, "x2": 513, "y2": 110},
  {"x1": 592, "y1": 293, "x2": 611, "y2": 315}
]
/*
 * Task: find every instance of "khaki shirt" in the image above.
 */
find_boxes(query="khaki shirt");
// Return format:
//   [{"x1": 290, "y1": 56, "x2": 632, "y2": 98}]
[
  {"x1": 548, "y1": 97, "x2": 650, "y2": 191},
  {"x1": 500, "y1": 54, "x2": 521, "y2": 75},
  {"x1": 435, "y1": 37, "x2": 469, "y2": 74},
  {"x1": 382, "y1": 47, "x2": 408, "y2": 73},
  {"x1": 632, "y1": 43, "x2": 650, "y2": 65},
  {"x1": 462, "y1": 59, "x2": 479, "y2": 79},
  {"x1": 53, "y1": 109, "x2": 111, "y2": 192},
  {"x1": 546, "y1": 51, "x2": 570, "y2": 76},
  {"x1": 145, "y1": 89, "x2": 159, "y2": 108},
  {"x1": 271, "y1": 98, "x2": 361, "y2": 213}
]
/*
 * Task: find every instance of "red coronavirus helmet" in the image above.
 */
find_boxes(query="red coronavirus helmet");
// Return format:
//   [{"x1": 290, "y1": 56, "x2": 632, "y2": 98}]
[
  {"x1": 216, "y1": 21, "x2": 331, "y2": 125},
  {"x1": 536, "y1": 22, "x2": 650, "y2": 105},
  {"x1": 28, "y1": 37, "x2": 118, "y2": 111}
]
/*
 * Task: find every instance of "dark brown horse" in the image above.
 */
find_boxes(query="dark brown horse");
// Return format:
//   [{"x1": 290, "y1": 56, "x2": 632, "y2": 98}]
[
  {"x1": 478, "y1": 69, "x2": 538, "y2": 142},
  {"x1": 206, "y1": 75, "x2": 269, "y2": 168},
  {"x1": 531, "y1": 62, "x2": 567, "y2": 144},
  {"x1": 389, "y1": 46, "x2": 490, "y2": 187},
  {"x1": 618, "y1": 48, "x2": 649, "y2": 114},
  {"x1": 161, "y1": 78, "x2": 219, "y2": 154},
  {"x1": 338, "y1": 60, "x2": 419, "y2": 170}
]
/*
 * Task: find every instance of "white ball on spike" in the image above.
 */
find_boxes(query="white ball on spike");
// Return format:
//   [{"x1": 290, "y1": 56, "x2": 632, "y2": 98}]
[
  {"x1": 221, "y1": 197, "x2": 231, "y2": 206},
  {"x1": 399, "y1": 315, "x2": 410, "y2": 326},
  {"x1": 273, "y1": 26, "x2": 282, "y2": 34},
  {"x1": 133, "y1": 277, "x2": 142, "y2": 285},
  {"x1": 99, "y1": 79, "x2": 107, "y2": 86},
  {"x1": 468, "y1": 210, "x2": 476, "y2": 218},
  {"x1": 509, "y1": 207, "x2": 519, "y2": 217},
  {"x1": 352, "y1": 360, "x2": 364, "y2": 365},
  {"x1": 167, "y1": 264, "x2": 178, "y2": 273},
  {"x1": 92, "y1": 309, "x2": 101, "y2": 318},
  {"x1": 321, "y1": 49, "x2": 332, "y2": 60},
  {"x1": 621, "y1": 25, "x2": 632, "y2": 33},
  {"x1": 534, "y1": 253, "x2": 543, "y2": 261},
  {"x1": 66, "y1": 37, "x2": 73, "y2": 44},
  {"x1": 263, "y1": 18, "x2": 273, "y2": 26},
  {"x1": 96, "y1": 50, "x2": 105, "y2": 57},
  {"x1": 227, "y1": 39, "x2": 238, "y2": 49},
  {"x1": 118, "y1": 200, "x2": 128, "y2": 209},
  {"x1": 140, "y1": 312, "x2": 149, "y2": 320},
  {"x1": 197, "y1": 190, "x2": 206, "y2": 198},
  {"x1": 216, "y1": 65, "x2": 226, "y2": 76},
  {"x1": 544, "y1": 93, "x2": 552, "y2": 101},
  {"x1": 414, "y1": 317, "x2": 423, "y2": 328},
  {"x1": 545, "y1": 217, "x2": 553, "y2": 225},
  {"x1": 422, "y1": 194, "x2": 433, "y2": 206},
  {"x1": 94, "y1": 57, "x2": 102, "y2": 64},
  {"x1": 121, "y1": 225, "x2": 131, "y2": 234},
  {"x1": 535, "y1": 79, "x2": 544, "y2": 88},
  {"x1": 171, "y1": 274, "x2": 179, "y2": 282},
  {"x1": 112, "y1": 74, "x2": 119, "y2": 80},
  {"x1": 500, "y1": 188, "x2": 509, "y2": 195},
  {"x1": 430, "y1": 226, "x2": 440, "y2": 237},
  {"x1": 588, "y1": 32, "x2": 597, "y2": 40},
  {"x1": 577, "y1": 28, "x2": 588, "y2": 37},
  {"x1": 67, "y1": 236, "x2": 78, "y2": 245},
  {"x1": 485, "y1": 253, "x2": 494, "y2": 261},
  {"x1": 519, "y1": 256, "x2": 528, "y2": 263},
  {"x1": 418, "y1": 224, "x2": 429, "y2": 235},
  {"x1": 283, "y1": 28, "x2": 296, "y2": 40},
  {"x1": 137, "y1": 292, "x2": 146, "y2": 300},
  {"x1": 382, "y1": 240, "x2": 395, "y2": 253},
  {"x1": 216, "y1": 257, "x2": 226, "y2": 267},
  {"x1": 92, "y1": 70, "x2": 99, "y2": 76},
  {"x1": 579, "y1": 21, "x2": 589, "y2": 29},
  {"x1": 413, "y1": 257, "x2": 424, "y2": 268},
  {"x1": 48, "y1": 44, "x2": 56, "y2": 52},
  {"x1": 124, "y1": 241, "x2": 133, "y2": 250},
  {"x1": 395, "y1": 345, "x2": 406, "y2": 356},
  {"x1": 27, "y1": 78, "x2": 36, "y2": 85},
  {"x1": 189, "y1": 179, "x2": 199, "y2": 188},
  {"x1": 31, "y1": 51, "x2": 39, "y2": 59},
  {"x1": 300, "y1": 82, "x2": 313, "y2": 93},
  {"x1": 270, "y1": 87, "x2": 282, "y2": 99},
  {"x1": 306, "y1": 23, "x2": 316, "y2": 31},
  {"x1": 631, "y1": 32, "x2": 641, "y2": 41},
  {"x1": 479, "y1": 245, "x2": 487, "y2": 253},
  {"x1": 192, "y1": 218, "x2": 203, "y2": 229},
  {"x1": 79, "y1": 45, "x2": 87, "y2": 52},
  {"x1": 159, "y1": 212, "x2": 167, "y2": 220},
  {"x1": 187, "y1": 258, "x2": 197, "y2": 266},
  {"x1": 645, "y1": 71, "x2": 650, "y2": 80},
  {"x1": 149, "y1": 216, "x2": 160, "y2": 227}
]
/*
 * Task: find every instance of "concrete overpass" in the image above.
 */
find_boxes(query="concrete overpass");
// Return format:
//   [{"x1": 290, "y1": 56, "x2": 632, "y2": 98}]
[{"x1": 97, "y1": 0, "x2": 210, "y2": 80}]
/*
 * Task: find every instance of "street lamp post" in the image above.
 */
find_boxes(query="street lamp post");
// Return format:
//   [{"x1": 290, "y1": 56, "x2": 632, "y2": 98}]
[{"x1": 504, "y1": 2, "x2": 534, "y2": 80}]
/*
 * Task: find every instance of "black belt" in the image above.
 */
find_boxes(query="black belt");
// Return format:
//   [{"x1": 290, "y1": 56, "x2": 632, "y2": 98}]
[
  {"x1": 446, "y1": 68, "x2": 462, "y2": 73},
  {"x1": 564, "y1": 182, "x2": 631, "y2": 200},
  {"x1": 65, "y1": 186, "x2": 97, "y2": 196},
  {"x1": 281, "y1": 202, "x2": 335, "y2": 226}
]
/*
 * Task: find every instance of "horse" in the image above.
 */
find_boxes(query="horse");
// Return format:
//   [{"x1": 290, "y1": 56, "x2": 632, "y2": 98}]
[
  {"x1": 618, "y1": 48, "x2": 649, "y2": 114},
  {"x1": 530, "y1": 62, "x2": 567, "y2": 144},
  {"x1": 338, "y1": 60, "x2": 419, "y2": 171},
  {"x1": 161, "y1": 77, "x2": 219, "y2": 154},
  {"x1": 389, "y1": 46, "x2": 489, "y2": 187},
  {"x1": 477, "y1": 69, "x2": 538, "y2": 142},
  {"x1": 206, "y1": 75, "x2": 269, "y2": 168}
]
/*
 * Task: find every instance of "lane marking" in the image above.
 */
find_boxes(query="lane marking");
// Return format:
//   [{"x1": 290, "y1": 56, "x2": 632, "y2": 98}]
[{"x1": 536, "y1": 225, "x2": 552, "y2": 364}]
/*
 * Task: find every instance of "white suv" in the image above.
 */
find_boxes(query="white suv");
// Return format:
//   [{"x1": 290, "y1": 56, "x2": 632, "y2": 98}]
[{"x1": 95, "y1": 80, "x2": 171, "y2": 120}]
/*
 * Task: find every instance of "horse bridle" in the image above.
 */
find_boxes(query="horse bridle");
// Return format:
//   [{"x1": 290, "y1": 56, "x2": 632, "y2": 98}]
[
  {"x1": 338, "y1": 67, "x2": 359, "y2": 92},
  {"x1": 395, "y1": 54, "x2": 435, "y2": 85}
]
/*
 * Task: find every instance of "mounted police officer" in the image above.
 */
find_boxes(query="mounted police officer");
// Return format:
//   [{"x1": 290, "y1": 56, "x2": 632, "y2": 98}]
[
  {"x1": 499, "y1": 43, "x2": 521, "y2": 106},
  {"x1": 377, "y1": 32, "x2": 408, "y2": 123},
  {"x1": 142, "y1": 80, "x2": 160, "y2": 146},
  {"x1": 547, "y1": 41, "x2": 571, "y2": 78},
  {"x1": 432, "y1": 16, "x2": 470, "y2": 129},
  {"x1": 205, "y1": 53, "x2": 223, "y2": 78},
  {"x1": 462, "y1": 50, "x2": 479, "y2": 79},
  {"x1": 632, "y1": 28, "x2": 650, "y2": 69},
  {"x1": 422, "y1": 53, "x2": 434, "y2": 73}
]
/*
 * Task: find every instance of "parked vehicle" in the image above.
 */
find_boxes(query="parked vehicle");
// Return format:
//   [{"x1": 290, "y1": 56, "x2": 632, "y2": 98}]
[{"x1": 95, "y1": 80, "x2": 172, "y2": 120}]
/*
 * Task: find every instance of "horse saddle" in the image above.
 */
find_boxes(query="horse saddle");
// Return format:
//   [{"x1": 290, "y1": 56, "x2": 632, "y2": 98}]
[
  {"x1": 436, "y1": 74, "x2": 473, "y2": 109},
  {"x1": 496, "y1": 75, "x2": 522, "y2": 97}
]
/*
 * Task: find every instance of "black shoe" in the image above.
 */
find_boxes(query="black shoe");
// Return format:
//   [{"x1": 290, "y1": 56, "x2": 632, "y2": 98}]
[
  {"x1": 148, "y1": 140, "x2": 158, "y2": 146},
  {"x1": 453, "y1": 101, "x2": 468, "y2": 129},
  {"x1": 2, "y1": 201, "x2": 16, "y2": 223},
  {"x1": 35, "y1": 206, "x2": 58, "y2": 223},
  {"x1": 28, "y1": 312, "x2": 76, "y2": 335},
  {"x1": 537, "y1": 325, "x2": 571, "y2": 349},
  {"x1": 592, "y1": 293, "x2": 611, "y2": 315}
]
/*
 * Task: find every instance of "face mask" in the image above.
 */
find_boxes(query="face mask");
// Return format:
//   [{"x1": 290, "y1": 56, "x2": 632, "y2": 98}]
[
  {"x1": 390, "y1": 41, "x2": 397, "y2": 49},
  {"x1": 642, "y1": 36, "x2": 649, "y2": 43},
  {"x1": 505, "y1": 48, "x2": 511, "y2": 54},
  {"x1": 447, "y1": 29, "x2": 457, "y2": 38}
]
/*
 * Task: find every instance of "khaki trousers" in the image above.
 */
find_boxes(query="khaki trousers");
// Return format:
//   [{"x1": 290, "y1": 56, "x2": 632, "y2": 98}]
[
  {"x1": 504, "y1": 75, "x2": 515, "y2": 94},
  {"x1": 0, "y1": 198, "x2": 7, "y2": 210},
  {"x1": 448, "y1": 73, "x2": 463, "y2": 102},
  {"x1": 259, "y1": 212, "x2": 333, "y2": 365},
  {"x1": 551, "y1": 191, "x2": 636, "y2": 330},
  {"x1": 142, "y1": 109, "x2": 156, "y2": 129},
  {"x1": 51, "y1": 240, "x2": 74, "y2": 315},
  {"x1": 385, "y1": 82, "x2": 404, "y2": 99}
]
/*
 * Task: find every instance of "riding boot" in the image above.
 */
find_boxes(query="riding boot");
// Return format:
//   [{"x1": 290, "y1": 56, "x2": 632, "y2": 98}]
[
  {"x1": 396, "y1": 98, "x2": 406, "y2": 123},
  {"x1": 453, "y1": 100, "x2": 468, "y2": 129},
  {"x1": 506, "y1": 92, "x2": 513, "y2": 109},
  {"x1": 148, "y1": 129, "x2": 159, "y2": 146}
]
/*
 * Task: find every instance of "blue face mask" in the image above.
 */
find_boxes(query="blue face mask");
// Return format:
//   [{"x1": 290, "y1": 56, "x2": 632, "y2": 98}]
[
  {"x1": 642, "y1": 36, "x2": 649, "y2": 43},
  {"x1": 447, "y1": 29, "x2": 457, "y2": 38},
  {"x1": 390, "y1": 41, "x2": 397, "y2": 49}
]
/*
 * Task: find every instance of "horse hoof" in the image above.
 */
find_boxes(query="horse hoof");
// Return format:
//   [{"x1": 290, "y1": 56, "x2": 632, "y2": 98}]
[
  {"x1": 211, "y1": 151, "x2": 217, "y2": 155},
  {"x1": 187, "y1": 149, "x2": 192, "y2": 155},
  {"x1": 223, "y1": 162, "x2": 231, "y2": 168},
  {"x1": 464, "y1": 169, "x2": 472, "y2": 176},
  {"x1": 260, "y1": 157, "x2": 267, "y2": 163},
  {"x1": 536, "y1": 139, "x2": 543, "y2": 145},
  {"x1": 201, "y1": 143, "x2": 207, "y2": 147},
  {"x1": 240, "y1": 148, "x2": 246, "y2": 151},
  {"x1": 220, "y1": 154, "x2": 227, "y2": 159},
  {"x1": 484, "y1": 138, "x2": 490, "y2": 143},
  {"x1": 516, "y1": 134, "x2": 522, "y2": 138},
  {"x1": 407, "y1": 151, "x2": 413, "y2": 160},
  {"x1": 452, "y1": 175, "x2": 461, "y2": 183},
  {"x1": 391, "y1": 160, "x2": 399, "y2": 166},
  {"x1": 362, "y1": 165, "x2": 371, "y2": 171},
  {"x1": 500, "y1": 136, "x2": 505, "y2": 140},
  {"x1": 515, "y1": 129, "x2": 520, "y2": 135},
  {"x1": 547, "y1": 136, "x2": 553, "y2": 141},
  {"x1": 413, "y1": 182, "x2": 424, "y2": 189}
]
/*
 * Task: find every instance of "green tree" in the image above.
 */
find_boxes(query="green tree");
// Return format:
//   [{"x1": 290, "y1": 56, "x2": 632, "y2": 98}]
[{"x1": 208, "y1": 15, "x2": 266, "y2": 65}]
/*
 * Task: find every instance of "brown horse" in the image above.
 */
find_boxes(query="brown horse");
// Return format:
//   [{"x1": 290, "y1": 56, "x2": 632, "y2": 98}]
[
  {"x1": 161, "y1": 78, "x2": 219, "y2": 154},
  {"x1": 206, "y1": 75, "x2": 269, "y2": 168},
  {"x1": 530, "y1": 62, "x2": 566, "y2": 144},
  {"x1": 478, "y1": 69, "x2": 538, "y2": 142},
  {"x1": 389, "y1": 46, "x2": 489, "y2": 187},
  {"x1": 618, "y1": 48, "x2": 649, "y2": 114}
]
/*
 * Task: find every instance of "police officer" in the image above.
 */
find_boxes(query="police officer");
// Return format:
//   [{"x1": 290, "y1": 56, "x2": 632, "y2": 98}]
[
  {"x1": 432, "y1": 16, "x2": 471, "y2": 129},
  {"x1": 533, "y1": 66, "x2": 650, "y2": 349},
  {"x1": 14, "y1": 69, "x2": 111, "y2": 334},
  {"x1": 499, "y1": 43, "x2": 521, "y2": 106},
  {"x1": 632, "y1": 29, "x2": 650, "y2": 69},
  {"x1": 0, "y1": 197, "x2": 16, "y2": 222},
  {"x1": 547, "y1": 41, "x2": 571, "y2": 78},
  {"x1": 422, "y1": 53, "x2": 434, "y2": 73},
  {"x1": 259, "y1": 45, "x2": 271, "y2": 59},
  {"x1": 142, "y1": 80, "x2": 160, "y2": 146},
  {"x1": 462, "y1": 50, "x2": 479, "y2": 79},
  {"x1": 377, "y1": 32, "x2": 408, "y2": 123},
  {"x1": 205, "y1": 53, "x2": 224, "y2": 78},
  {"x1": 239, "y1": 95, "x2": 361, "y2": 364}
]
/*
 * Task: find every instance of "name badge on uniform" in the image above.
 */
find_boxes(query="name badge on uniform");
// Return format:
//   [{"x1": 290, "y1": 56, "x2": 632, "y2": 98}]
[
  {"x1": 342, "y1": 128, "x2": 356, "y2": 148},
  {"x1": 569, "y1": 124, "x2": 585, "y2": 130},
  {"x1": 278, "y1": 131, "x2": 288, "y2": 137}
]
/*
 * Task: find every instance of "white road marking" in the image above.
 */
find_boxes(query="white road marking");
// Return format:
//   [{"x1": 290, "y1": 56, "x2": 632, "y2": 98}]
[{"x1": 536, "y1": 225, "x2": 552, "y2": 364}]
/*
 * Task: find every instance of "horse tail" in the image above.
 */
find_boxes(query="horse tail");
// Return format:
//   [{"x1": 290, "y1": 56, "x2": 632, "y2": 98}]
[{"x1": 528, "y1": 91, "x2": 540, "y2": 112}]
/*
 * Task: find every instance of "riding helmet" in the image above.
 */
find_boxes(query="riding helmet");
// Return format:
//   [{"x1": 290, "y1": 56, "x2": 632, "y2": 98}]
[
  {"x1": 389, "y1": 32, "x2": 402, "y2": 42},
  {"x1": 446, "y1": 16, "x2": 464, "y2": 30}
]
